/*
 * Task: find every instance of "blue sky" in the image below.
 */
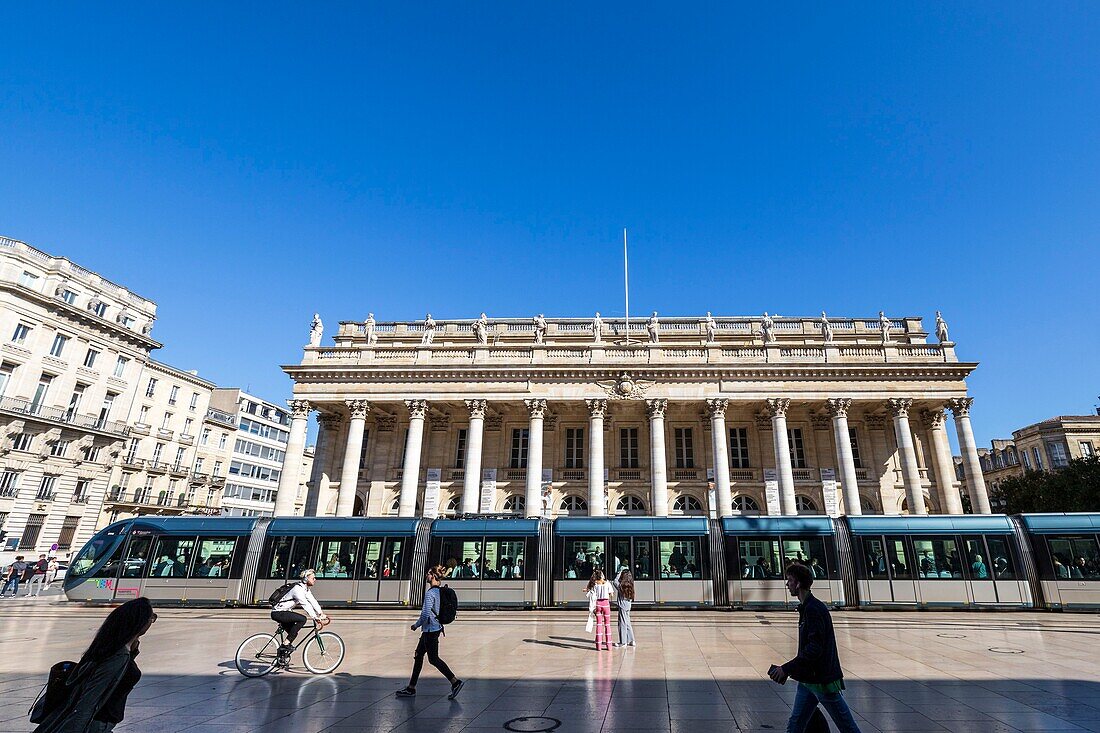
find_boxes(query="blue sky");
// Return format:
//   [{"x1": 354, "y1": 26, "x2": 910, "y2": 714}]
[{"x1": 1, "y1": 4, "x2": 1098, "y2": 446}]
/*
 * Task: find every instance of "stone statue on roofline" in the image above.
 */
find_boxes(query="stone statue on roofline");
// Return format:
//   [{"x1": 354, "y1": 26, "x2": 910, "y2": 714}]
[
  {"x1": 533, "y1": 314, "x2": 547, "y2": 344},
  {"x1": 647, "y1": 311, "x2": 660, "y2": 343},
  {"x1": 820, "y1": 311, "x2": 833, "y2": 343},
  {"x1": 364, "y1": 313, "x2": 377, "y2": 345},
  {"x1": 879, "y1": 310, "x2": 892, "y2": 345},
  {"x1": 704, "y1": 312, "x2": 717, "y2": 343},
  {"x1": 422, "y1": 313, "x2": 436, "y2": 345},
  {"x1": 309, "y1": 313, "x2": 323, "y2": 347},
  {"x1": 473, "y1": 312, "x2": 489, "y2": 345},
  {"x1": 592, "y1": 312, "x2": 603, "y2": 344},
  {"x1": 935, "y1": 311, "x2": 950, "y2": 343},
  {"x1": 761, "y1": 312, "x2": 776, "y2": 343}
]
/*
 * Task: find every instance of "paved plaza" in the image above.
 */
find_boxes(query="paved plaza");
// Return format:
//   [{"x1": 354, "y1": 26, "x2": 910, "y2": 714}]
[{"x1": 1, "y1": 600, "x2": 1100, "y2": 733}]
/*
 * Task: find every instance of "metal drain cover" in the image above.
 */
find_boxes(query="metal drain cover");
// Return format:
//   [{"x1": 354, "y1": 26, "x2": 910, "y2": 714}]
[
  {"x1": 989, "y1": 647, "x2": 1025, "y2": 654},
  {"x1": 504, "y1": 716, "x2": 561, "y2": 732},
  {"x1": 937, "y1": 633, "x2": 967, "y2": 638}
]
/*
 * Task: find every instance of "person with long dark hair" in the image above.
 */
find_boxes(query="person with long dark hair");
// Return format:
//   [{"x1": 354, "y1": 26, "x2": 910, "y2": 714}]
[
  {"x1": 34, "y1": 597, "x2": 156, "y2": 732},
  {"x1": 585, "y1": 569, "x2": 614, "y2": 651},
  {"x1": 612, "y1": 568, "x2": 636, "y2": 647}
]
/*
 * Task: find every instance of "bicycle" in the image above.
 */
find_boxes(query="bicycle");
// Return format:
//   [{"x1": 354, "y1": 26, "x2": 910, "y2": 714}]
[{"x1": 235, "y1": 620, "x2": 345, "y2": 677}]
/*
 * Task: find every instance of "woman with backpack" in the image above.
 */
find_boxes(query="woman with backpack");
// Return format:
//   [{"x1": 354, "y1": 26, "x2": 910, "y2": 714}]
[
  {"x1": 33, "y1": 596, "x2": 156, "y2": 732},
  {"x1": 586, "y1": 569, "x2": 615, "y2": 651},
  {"x1": 396, "y1": 564, "x2": 464, "y2": 700},
  {"x1": 612, "y1": 568, "x2": 636, "y2": 648}
]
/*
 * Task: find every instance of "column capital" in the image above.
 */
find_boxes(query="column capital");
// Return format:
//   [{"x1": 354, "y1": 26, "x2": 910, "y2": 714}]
[
  {"x1": 920, "y1": 408, "x2": 947, "y2": 430},
  {"x1": 465, "y1": 399, "x2": 488, "y2": 419},
  {"x1": 765, "y1": 397, "x2": 791, "y2": 418},
  {"x1": 810, "y1": 412, "x2": 831, "y2": 431},
  {"x1": 524, "y1": 398, "x2": 548, "y2": 418},
  {"x1": 317, "y1": 413, "x2": 342, "y2": 431},
  {"x1": 405, "y1": 399, "x2": 429, "y2": 419},
  {"x1": 948, "y1": 397, "x2": 974, "y2": 417},
  {"x1": 825, "y1": 398, "x2": 852, "y2": 418},
  {"x1": 865, "y1": 413, "x2": 887, "y2": 430},
  {"x1": 706, "y1": 398, "x2": 728, "y2": 419},
  {"x1": 345, "y1": 399, "x2": 371, "y2": 419},
  {"x1": 887, "y1": 398, "x2": 913, "y2": 418},
  {"x1": 646, "y1": 398, "x2": 668, "y2": 419},
  {"x1": 288, "y1": 399, "x2": 312, "y2": 419},
  {"x1": 585, "y1": 398, "x2": 608, "y2": 419}
]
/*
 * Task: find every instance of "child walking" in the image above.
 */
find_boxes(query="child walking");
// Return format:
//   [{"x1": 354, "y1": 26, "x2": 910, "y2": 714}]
[{"x1": 586, "y1": 569, "x2": 614, "y2": 651}]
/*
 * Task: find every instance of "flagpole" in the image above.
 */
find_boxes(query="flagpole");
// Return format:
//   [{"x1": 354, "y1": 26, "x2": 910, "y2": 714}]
[{"x1": 623, "y1": 227, "x2": 630, "y2": 345}]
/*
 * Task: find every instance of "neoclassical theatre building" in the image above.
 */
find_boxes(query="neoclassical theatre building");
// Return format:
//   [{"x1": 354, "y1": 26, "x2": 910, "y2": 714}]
[{"x1": 274, "y1": 313, "x2": 992, "y2": 520}]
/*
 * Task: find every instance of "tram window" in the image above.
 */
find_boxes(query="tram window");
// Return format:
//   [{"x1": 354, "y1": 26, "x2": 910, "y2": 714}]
[
  {"x1": 71, "y1": 535, "x2": 124, "y2": 579},
  {"x1": 863, "y1": 538, "x2": 888, "y2": 579},
  {"x1": 962, "y1": 537, "x2": 990, "y2": 580},
  {"x1": 314, "y1": 538, "x2": 357, "y2": 579},
  {"x1": 612, "y1": 539, "x2": 631, "y2": 578},
  {"x1": 264, "y1": 537, "x2": 292, "y2": 579},
  {"x1": 886, "y1": 537, "x2": 913, "y2": 580},
  {"x1": 564, "y1": 539, "x2": 605, "y2": 580},
  {"x1": 441, "y1": 540, "x2": 482, "y2": 579},
  {"x1": 633, "y1": 539, "x2": 653, "y2": 580},
  {"x1": 193, "y1": 538, "x2": 236, "y2": 578},
  {"x1": 739, "y1": 539, "x2": 782, "y2": 579},
  {"x1": 1049, "y1": 537, "x2": 1100, "y2": 579},
  {"x1": 660, "y1": 539, "x2": 701, "y2": 579},
  {"x1": 484, "y1": 539, "x2": 526, "y2": 579},
  {"x1": 912, "y1": 538, "x2": 962, "y2": 579},
  {"x1": 361, "y1": 540, "x2": 383, "y2": 579},
  {"x1": 984, "y1": 537, "x2": 1017, "y2": 580},
  {"x1": 382, "y1": 538, "x2": 407, "y2": 579},
  {"x1": 288, "y1": 537, "x2": 316, "y2": 580},
  {"x1": 782, "y1": 539, "x2": 828, "y2": 579},
  {"x1": 149, "y1": 537, "x2": 195, "y2": 578},
  {"x1": 121, "y1": 537, "x2": 153, "y2": 578}
]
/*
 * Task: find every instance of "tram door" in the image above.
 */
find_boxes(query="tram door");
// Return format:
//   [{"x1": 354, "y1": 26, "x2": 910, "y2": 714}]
[
  {"x1": 356, "y1": 539, "x2": 383, "y2": 603},
  {"x1": 143, "y1": 535, "x2": 196, "y2": 601},
  {"x1": 963, "y1": 536, "x2": 996, "y2": 604},
  {"x1": 311, "y1": 537, "x2": 359, "y2": 604},
  {"x1": 115, "y1": 533, "x2": 154, "y2": 601},
  {"x1": 885, "y1": 536, "x2": 918, "y2": 603}
]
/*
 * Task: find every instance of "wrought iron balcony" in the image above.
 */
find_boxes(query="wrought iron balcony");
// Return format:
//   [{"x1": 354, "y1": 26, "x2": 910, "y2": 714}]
[{"x1": 0, "y1": 396, "x2": 130, "y2": 437}]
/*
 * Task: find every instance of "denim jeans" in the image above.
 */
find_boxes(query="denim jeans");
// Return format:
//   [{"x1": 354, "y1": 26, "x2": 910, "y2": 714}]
[
  {"x1": 786, "y1": 682, "x2": 863, "y2": 733},
  {"x1": 0, "y1": 577, "x2": 17, "y2": 596}
]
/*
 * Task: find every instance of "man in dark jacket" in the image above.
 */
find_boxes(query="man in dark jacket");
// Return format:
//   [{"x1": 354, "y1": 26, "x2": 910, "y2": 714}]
[{"x1": 769, "y1": 563, "x2": 863, "y2": 733}]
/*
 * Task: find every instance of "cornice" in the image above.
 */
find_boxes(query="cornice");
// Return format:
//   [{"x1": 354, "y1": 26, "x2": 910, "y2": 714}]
[{"x1": 0, "y1": 282, "x2": 162, "y2": 350}]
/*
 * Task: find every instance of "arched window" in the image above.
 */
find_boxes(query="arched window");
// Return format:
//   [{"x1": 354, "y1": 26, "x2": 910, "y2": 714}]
[
  {"x1": 733, "y1": 494, "x2": 760, "y2": 513},
  {"x1": 445, "y1": 495, "x2": 461, "y2": 515},
  {"x1": 559, "y1": 495, "x2": 588, "y2": 513},
  {"x1": 388, "y1": 496, "x2": 421, "y2": 515},
  {"x1": 503, "y1": 495, "x2": 526, "y2": 514},
  {"x1": 901, "y1": 495, "x2": 938, "y2": 514},
  {"x1": 795, "y1": 495, "x2": 819, "y2": 513},
  {"x1": 858, "y1": 496, "x2": 879, "y2": 514},
  {"x1": 672, "y1": 495, "x2": 704, "y2": 515},
  {"x1": 615, "y1": 495, "x2": 646, "y2": 515}
]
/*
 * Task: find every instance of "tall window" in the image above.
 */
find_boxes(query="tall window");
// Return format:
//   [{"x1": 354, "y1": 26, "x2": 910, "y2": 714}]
[
  {"x1": 60, "y1": 289, "x2": 77, "y2": 305},
  {"x1": 36, "y1": 475, "x2": 58, "y2": 500},
  {"x1": 620, "y1": 428, "x2": 640, "y2": 468},
  {"x1": 11, "y1": 323, "x2": 32, "y2": 345},
  {"x1": 674, "y1": 428, "x2": 694, "y2": 468},
  {"x1": 31, "y1": 375, "x2": 53, "y2": 412},
  {"x1": 0, "y1": 363, "x2": 13, "y2": 398},
  {"x1": 19, "y1": 514, "x2": 46, "y2": 549},
  {"x1": 729, "y1": 427, "x2": 750, "y2": 468},
  {"x1": 72, "y1": 480, "x2": 91, "y2": 503},
  {"x1": 83, "y1": 348, "x2": 100, "y2": 369},
  {"x1": 66, "y1": 384, "x2": 86, "y2": 418},
  {"x1": 92, "y1": 301, "x2": 108, "y2": 318},
  {"x1": 358, "y1": 429, "x2": 370, "y2": 469},
  {"x1": 454, "y1": 429, "x2": 467, "y2": 469},
  {"x1": 113, "y1": 355, "x2": 129, "y2": 378},
  {"x1": 183, "y1": 418, "x2": 194, "y2": 435},
  {"x1": 848, "y1": 428, "x2": 863, "y2": 469},
  {"x1": 1082, "y1": 442, "x2": 1095, "y2": 458},
  {"x1": 18, "y1": 271, "x2": 39, "y2": 288},
  {"x1": 218, "y1": 433, "x2": 227, "y2": 450},
  {"x1": 510, "y1": 428, "x2": 529, "y2": 469},
  {"x1": 50, "y1": 440, "x2": 69, "y2": 458},
  {"x1": 201, "y1": 428, "x2": 211, "y2": 445},
  {"x1": 0, "y1": 470, "x2": 19, "y2": 497},
  {"x1": 189, "y1": 392, "x2": 200, "y2": 411},
  {"x1": 99, "y1": 392, "x2": 117, "y2": 426},
  {"x1": 56, "y1": 516, "x2": 81, "y2": 550},
  {"x1": 49, "y1": 333, "x2": 69, "y2": 358},
  {"x1": 145, "y1": 378, "x2": 157, "y2": 398},
  {"x1": 565, "y1": 427, "x2": 585, "y2": 469},
  {"x1": 137, "y1": 405, "x2": 150, "y2": 424},
  {"x1": 161, "y1": 412, "x2": 173, "y2": 429},
  {"x1": 152, "y1": 443, "x2": 164, "y2": 463},
  {"x1": 174, "y1": 447, "x2": 186, "y2": 467},
  {"x1": 788, "y1": 428, "x2": 807, "y2": 469},
  {"x1": 1048, "y1": 442, "x2": 1069, "y2": 468},
  {"x1": 12, "y1": 433, "x2": 33, "y2": 452},
  {"x1": 1032, "y1": 447, "x2": 1043, "y2": 471},
  {"x1": 168, "y1": 385, "x2": 179, "y2": 405}
]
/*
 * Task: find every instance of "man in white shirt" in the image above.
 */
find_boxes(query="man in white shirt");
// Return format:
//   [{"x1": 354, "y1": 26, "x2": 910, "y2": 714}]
[{"x1": 271, "y1": 569, "x2": 330, "y2": 655}]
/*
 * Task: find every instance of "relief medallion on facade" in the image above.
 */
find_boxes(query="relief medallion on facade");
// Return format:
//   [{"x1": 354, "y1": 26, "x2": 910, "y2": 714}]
[{"x1": 595, "y1": 372, "x2": 655, "y2": 400}]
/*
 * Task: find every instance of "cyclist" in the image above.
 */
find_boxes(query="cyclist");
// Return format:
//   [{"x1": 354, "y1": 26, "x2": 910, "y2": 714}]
[{"x1": 271, "y1": 568, "x2": 330, "y2": 658}]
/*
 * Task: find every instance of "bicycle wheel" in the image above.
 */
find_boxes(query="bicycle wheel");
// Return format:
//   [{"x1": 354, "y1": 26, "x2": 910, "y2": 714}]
[
  {"x1": 302, "y1": 631, "x2": 345, "y2": 674},
  {"x1": 235, "y1": 633, "x2": 279, "y2": 677}
]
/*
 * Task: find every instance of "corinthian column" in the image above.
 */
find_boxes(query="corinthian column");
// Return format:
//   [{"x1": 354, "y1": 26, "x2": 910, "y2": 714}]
[
  {"x1": 949, "y1": 398, "x2": 992, "y2": 514},
  {"x1": 461, "y1": 400, "x2": 487, "y2": 514},
  {"x1": 647, "y1": 399, "x2": 669, "y2": 517},
  {"x1": 707, "y1": 399, "x2": 733, "y2": 517},
  {"x1": 767, "y1": 398, "x2": 796, "y2": 514},
  {"x1": 586, "y1": 399, "x2": 607, "y2": 517},
  {"x1": 336, "y1": 400, "x2": 371, "y2": 517},
  {"x1": 889, "y1": 398, "x2": 926, "y2": 515},
  {"x1": 399, "y1": 400, "x2": 428, "y2": 517},
  {"x1": 274, "y1": 399, "x2": 312, "y2": 516},
  {"x1": 524, "y1": 399, "x2": 547, "y2": 518},
  {"x1": 826, "y1": 398, "x2": 862, "y2": 516},
  {"x1": 923, "y1": 408, "x2": 963, "y2": 515},
  {"x1": 305, "y1": 413, "x2": 340, "y2": 516}
]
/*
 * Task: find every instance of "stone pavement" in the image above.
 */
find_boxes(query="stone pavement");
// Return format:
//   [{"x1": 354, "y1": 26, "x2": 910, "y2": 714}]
[{"x1": 1, "y1": 602, "x2": 1099, "y2": 733}]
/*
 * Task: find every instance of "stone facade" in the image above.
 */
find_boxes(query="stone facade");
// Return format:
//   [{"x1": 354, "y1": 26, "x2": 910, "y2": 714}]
[
  {"x1": 278, "y1": 313, "x2": 993, "y2": 519},
  {"x1": 0, "y1": 235, "x2": 158, "y2": 558}
]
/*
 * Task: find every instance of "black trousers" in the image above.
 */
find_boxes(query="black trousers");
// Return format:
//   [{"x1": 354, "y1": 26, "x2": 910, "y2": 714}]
[
  {"x1": 271, "y1": 610, "x2": 307, "y2": 643},
  {"x1": 409, "y1": 631, "x2": 455, "y2": 686}
]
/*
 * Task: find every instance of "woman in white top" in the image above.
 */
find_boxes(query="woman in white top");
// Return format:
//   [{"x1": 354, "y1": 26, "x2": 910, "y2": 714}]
[{"x1": 585, "y1": 569, "x2": 615, "y2": 651}]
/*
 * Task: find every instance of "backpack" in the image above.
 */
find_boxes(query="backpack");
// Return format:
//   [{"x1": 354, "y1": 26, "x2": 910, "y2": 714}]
[
  {"x1": 437, "y1": 584, "x2": 458, "y2": 625},
  {"x1": 28, "y1": 660, "x2": 77, "y2": 723},
  {"x1": 268, "y1": 582, "x2": 297, "y2": 607}
]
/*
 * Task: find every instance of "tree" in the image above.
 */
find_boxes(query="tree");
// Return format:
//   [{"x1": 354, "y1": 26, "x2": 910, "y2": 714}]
[{"x1": 991, "y1": 456, "x2": 1100, "y2": 514}]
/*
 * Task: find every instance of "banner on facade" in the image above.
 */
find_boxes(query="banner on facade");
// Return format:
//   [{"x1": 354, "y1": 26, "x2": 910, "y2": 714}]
[
  {"x1": 763, "y1": 468, "x2": 781, "y2": 515},
  {"x1": 820, "y1": 468, "x2": 839, "y2": 516},
  {"x1": 480, "y1": 468, "x2": 497, "y2": 513},
  {"x1": 424, "y1": 468, "x2": 442, "y2": 518}
]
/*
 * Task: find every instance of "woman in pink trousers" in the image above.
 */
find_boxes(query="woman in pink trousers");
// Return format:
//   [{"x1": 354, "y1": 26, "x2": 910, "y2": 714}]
[{"x1": 586, "y1": 569, "x2": 615, "y2": 650}]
